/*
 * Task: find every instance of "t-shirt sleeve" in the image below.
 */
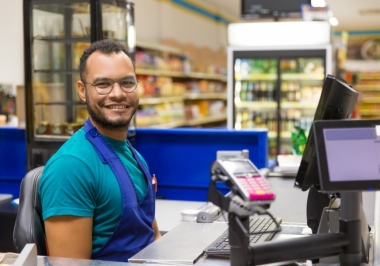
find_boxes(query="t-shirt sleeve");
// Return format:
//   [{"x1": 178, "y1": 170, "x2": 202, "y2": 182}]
[{"x1": 39, "y1": 154, "x2": 96, "y2": 220}]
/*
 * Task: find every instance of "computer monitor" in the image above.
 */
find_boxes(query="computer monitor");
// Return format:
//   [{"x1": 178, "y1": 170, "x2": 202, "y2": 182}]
[
  {"x1": 241, "y1": 0, "x2": 311, "y2": 19},
  {"x1": 314, "y1": 119, "x2": 380, "y2": 192},
  {"x1": 294, "y1": 74, "x2": 359, "y2": 191}
]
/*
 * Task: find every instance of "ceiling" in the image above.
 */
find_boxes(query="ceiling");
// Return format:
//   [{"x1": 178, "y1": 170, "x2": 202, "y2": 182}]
[{"x1": 201, "y1": 0, "x2": 380, "y2": 31}]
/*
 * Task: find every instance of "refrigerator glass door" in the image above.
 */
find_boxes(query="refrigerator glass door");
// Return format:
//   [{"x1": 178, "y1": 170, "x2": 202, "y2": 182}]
[
  {"x1": 32, "y1": 2, "x2": 90, "y2": 138},
  {"x1": 279, "y1": 57, "x2": 325, "y2": 155},
  {"x1": 233, "y1": 58, "x2": 279, "y2": 158}
]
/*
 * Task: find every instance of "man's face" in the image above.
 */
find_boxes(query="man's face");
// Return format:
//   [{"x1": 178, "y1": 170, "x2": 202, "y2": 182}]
[{"x1": 77, "y1": 51, "x2": 138, "y2": 131}]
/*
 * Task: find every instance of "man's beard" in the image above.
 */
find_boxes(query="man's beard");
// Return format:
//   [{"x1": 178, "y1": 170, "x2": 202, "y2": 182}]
[{"x1": 86, "y1": 100, "x2": 137, "y2": 132}]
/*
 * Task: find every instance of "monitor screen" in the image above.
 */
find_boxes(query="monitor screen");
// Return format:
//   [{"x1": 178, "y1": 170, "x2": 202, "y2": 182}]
[
  {"x1": 294, "y1": 75, "x2": 359, "y2": 191},
  {"x1": 241, "y1": 0, "x2": 311, "y2": 19},
  {"x1": 314, "y1": 119, "x2": 380, "y2": 192}
]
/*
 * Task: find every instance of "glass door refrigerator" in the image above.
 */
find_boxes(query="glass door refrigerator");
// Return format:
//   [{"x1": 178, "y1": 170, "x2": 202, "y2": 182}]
[
  {"x1": 24, "y1": 0, "x2": 135, "y2": 170},
  {"x1": 227, "y1": 45, "x2": 332, "y2": 159}
]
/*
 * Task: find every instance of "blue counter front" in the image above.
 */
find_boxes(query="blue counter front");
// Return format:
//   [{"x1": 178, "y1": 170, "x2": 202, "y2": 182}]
[
  {"x1": 0, "y1": 127, "x2": 27, "y2": 198},
  {"x1": 0, "y1": 127, "x2": 267, "y2": 201},
  {"x1": 133, "y1": 128, "x2": 268, "y2": 201}
]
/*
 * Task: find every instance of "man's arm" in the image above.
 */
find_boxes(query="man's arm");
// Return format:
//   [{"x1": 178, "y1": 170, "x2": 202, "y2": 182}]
[
  {"x1": 44, "y1": 216, "x2": 93, "y2": 259},
  {"x1": 152, "y1": 218, "x2": 161, "y2": 241}
]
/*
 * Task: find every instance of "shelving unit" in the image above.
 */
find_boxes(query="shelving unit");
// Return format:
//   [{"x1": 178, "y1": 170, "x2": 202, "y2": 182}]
[
  {"x1": 135, "y1": 40, "x2": 228, "y2": 128},
  {"x1": 345, "y1": 71, "x2": 380, "y2": 119}
]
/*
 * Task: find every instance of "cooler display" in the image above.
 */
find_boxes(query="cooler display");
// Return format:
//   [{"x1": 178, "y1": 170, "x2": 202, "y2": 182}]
[
  {"x1": 24, "y1": 0, "x2": 135, "y2": 169},
  {"x1": 228, "y1": 47, "x2": 331, "y2": 159}
]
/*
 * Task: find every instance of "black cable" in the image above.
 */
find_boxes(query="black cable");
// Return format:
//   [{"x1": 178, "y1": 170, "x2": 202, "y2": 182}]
[{"x1": 327, "y1": 195, "x2": 338, "y2": 233}]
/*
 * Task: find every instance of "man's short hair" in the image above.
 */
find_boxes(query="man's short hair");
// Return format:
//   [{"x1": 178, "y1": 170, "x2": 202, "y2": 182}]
[{"x1": 79, "y1": 39, "x2": 133, "y2": 81}]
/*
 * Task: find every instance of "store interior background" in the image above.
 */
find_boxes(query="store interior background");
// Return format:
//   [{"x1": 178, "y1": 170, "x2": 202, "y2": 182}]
[{"x1": 0, "y1": 0, "x2": 379, "y2": 95}]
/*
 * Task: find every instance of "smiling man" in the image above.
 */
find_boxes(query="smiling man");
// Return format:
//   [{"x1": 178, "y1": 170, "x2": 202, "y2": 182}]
[{"x1": 38, "y1": 39, "x2": 161, "y2": 262}]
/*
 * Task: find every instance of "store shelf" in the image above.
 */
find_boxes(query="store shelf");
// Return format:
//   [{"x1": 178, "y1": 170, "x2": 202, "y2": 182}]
[
  {"x1": 235, "y1": 101, "x2": 277, "y2": 109},
  {"x1": 139, "y1": 96, "x2": 184, "y2": 105},
  {"x1": 136, "y1": 40, "x2": 181, "y2": 54},
  {"x1": 281, "y1": 102, "x2": 318, "y2": 109},
  {"x1": 34, "y1": 36, "x2": 90, "y2": 43},
  {"x1": 185, "y1": 114, "x2": 227, "y2": 126},
  {"x1": 360, "y1": 99, "x2": 380, "y2": 103},
  {"x1": 359, "y1": 110, "x2": 380, "y2": 116},
  {"x1": 344, "y1": 60, "x2": 380, "y2": 72},
  {"x1": 139, "y1": 93, "x2": 227, "y2": 105},
  {"x1": 281, "y1": 73, "x2": 324, "y2": 80},
  {"x1": 185, "y1": 93, "x2": 227, "y2": 100},
  {"x1": 267, "y1": 131, "x2": 292, "y2": 139},
  {"x1": 136, "y1": 68, "x2": 227, "y2": 81},
  {"x1": 141, "y1": 114, "x2": 227, "y2": 128},
  {"x1": 235, "y1": 73, "x2": 277, "y2": 81},
  {"x1": 34, "y1": 134, "x2": 71, "y2": 140},
  {"x1": 144, "y1": 120, "x2": 186, "y2": 128},
  {"x1": 34, "y1": 101, "x2": 85, "y2": 106},
  {"x1": 355, "y1": 85, "x2": 380, "y2": 91}
]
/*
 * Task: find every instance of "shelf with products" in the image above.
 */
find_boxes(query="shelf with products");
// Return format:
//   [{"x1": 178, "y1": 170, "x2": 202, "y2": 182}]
[
  {"x1": 267, "y1": 131, "x2": 292, "y2": 139},
  {"x1": 231, "y1": 50, "x2": 329, "y2": 157},
  {"x1": 281, "y1": 73, "x2": 325, "y2": 80},
  {"x1": 136, "y1": 69, "x2": 226, "y2": 82},
  {"x1": 235, "y1": 101, "x2": 277, "y2": 109},
  {"x1": 344, "y1": 71, "x2": 380, "y2": 118},
  {"x1": 135, "y1": 57, "x2": 227, "y2": 128},
  {"x1": 281, "y1": 102, "x2": 318, "y2": 109},
  {"x1": 235, "y1": 73, "x2": 277, "y2": 81}
]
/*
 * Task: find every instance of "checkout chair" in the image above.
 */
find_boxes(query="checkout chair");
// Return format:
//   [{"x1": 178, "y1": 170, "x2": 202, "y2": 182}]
[{"x1": 13, "y1": 166, "x2": 47, "y2": 255}]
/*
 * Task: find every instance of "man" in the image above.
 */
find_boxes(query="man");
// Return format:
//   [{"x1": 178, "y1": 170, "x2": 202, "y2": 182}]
[{"x1": 39, "y1": 39, "x2": 161, "y2": 262}]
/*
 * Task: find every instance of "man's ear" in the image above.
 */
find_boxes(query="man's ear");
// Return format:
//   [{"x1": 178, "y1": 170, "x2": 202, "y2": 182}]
[{"x1": 77, "y1": 80, "x2": 86, "y2": 102}]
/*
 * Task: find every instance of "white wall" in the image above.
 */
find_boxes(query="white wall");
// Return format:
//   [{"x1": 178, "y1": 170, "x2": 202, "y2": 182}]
[
  {"x1": 0, "y1": 0, "x2": 23, "y2": 94},
  {"x1": 134, "y1": 0, "x2": 228, "y2": 51}
]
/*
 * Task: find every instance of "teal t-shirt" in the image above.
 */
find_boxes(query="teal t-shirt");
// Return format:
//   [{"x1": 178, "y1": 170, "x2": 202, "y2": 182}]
[{"x1": 38, "y1": 128, "x2": 149, "y2": 254}]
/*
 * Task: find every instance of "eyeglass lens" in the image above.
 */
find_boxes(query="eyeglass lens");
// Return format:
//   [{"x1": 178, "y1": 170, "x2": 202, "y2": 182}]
[{"x1": 93, "y1": 78, "x2": 138, "y2": 94}]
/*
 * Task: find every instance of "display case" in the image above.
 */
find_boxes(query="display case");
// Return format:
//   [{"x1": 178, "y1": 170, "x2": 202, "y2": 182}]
[
  {"x1": 228, "y1": 45, "x2": 331, "y2": 158},
  {"x1": 24, "y1": 0, "x2": 135, "y2": 170}
]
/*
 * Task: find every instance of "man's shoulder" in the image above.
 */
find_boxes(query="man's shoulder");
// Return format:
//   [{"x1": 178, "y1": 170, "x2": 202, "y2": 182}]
[{"x1": 46, "y1": 128, "x2": 98, "y2": 168}]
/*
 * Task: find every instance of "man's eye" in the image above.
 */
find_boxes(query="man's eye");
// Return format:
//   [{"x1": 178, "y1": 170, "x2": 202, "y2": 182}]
[
  {"x1": 95, "y1": 82, "x2": 111, "y2": 88},
  {"x1": 121, "y1": 80, "x2": 135, "y2": 87}
]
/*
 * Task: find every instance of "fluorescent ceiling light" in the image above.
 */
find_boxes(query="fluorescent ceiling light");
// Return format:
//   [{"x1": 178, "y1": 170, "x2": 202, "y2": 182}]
[
  {"x1": 311, "y1": 0, "x2": 327, "y2": 7},
  {"x1": 228, "y1": 21, "x2": 331, "y2": 47},
  {"x1": 329, "y1": 17, "x2": 339, "y2": 26}
]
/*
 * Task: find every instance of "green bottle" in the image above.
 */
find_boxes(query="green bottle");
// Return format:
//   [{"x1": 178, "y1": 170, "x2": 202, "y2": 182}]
[{"x1": 291, "y1": 123, "x2": 307, "y2": 155}]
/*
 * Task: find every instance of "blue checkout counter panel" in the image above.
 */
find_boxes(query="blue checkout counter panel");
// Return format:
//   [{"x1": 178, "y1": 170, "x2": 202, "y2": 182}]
[{"x1": 0, "y1": 127, "x2": 268, "y2": 201}]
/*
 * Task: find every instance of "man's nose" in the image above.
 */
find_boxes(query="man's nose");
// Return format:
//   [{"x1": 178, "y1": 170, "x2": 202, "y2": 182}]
[{"x1": 109, "y1": 82, "x2": 125, "y2": 97}]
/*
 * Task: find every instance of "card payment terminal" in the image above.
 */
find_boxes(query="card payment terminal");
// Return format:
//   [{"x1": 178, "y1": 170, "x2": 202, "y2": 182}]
[{"x1": 211, "y1": 159, "x2": 275, "y2": 203}]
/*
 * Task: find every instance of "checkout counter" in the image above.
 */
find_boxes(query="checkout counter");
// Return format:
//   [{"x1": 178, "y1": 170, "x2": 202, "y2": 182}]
[
  {"x1": 0, "y1": 127, "x2": 378, "y2": 265},
  {"x1": 1, "y1": 176, "x2": 377, "y2": 265}
]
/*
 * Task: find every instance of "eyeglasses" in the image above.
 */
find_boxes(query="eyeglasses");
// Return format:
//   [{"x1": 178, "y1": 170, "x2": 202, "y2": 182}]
[{"x1": 82, "y1": 77, "x2": 139, "y2": 95}]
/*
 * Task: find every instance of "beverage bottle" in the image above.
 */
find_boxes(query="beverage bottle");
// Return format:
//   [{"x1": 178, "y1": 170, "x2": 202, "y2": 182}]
[
  {"x1": 240, "y1": 81, "x2": 247, "y2": 101},
  {"x1": 247, "y1": 82, "x2": 253, "y2": 101},
  {"x1": 260, "y1": 82, "x2": 267, "y2": 101},
  {"x1": 267, "y1": 82, "x2": 274, "y2": 101},
  {"x1": 291, "y1": 121, "x2": 307, "y2": 155}
]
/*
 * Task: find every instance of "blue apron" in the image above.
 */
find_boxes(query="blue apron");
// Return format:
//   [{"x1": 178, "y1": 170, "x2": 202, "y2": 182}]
[{"x1": 83, "y1": 119, "x2": 155, "y2": 262}]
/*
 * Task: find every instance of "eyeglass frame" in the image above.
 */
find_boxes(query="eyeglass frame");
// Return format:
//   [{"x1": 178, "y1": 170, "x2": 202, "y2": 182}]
[{"x1": 81, "y1": 76, "x2": 139, "y2": 95}]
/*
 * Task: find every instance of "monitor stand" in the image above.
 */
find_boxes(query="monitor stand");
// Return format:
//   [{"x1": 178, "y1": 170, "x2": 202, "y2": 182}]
[
  {"x1": 317, "y1": 192, "x2": 370, "y2": 264},
  {"x1": 239, "y1": 191, "x2": 366, "y2": 265}
]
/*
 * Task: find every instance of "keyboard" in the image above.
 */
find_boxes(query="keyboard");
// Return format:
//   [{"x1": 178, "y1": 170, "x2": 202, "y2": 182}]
[{"x1": 204, "y1": 216, "x2": 282, "y2": 256}]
